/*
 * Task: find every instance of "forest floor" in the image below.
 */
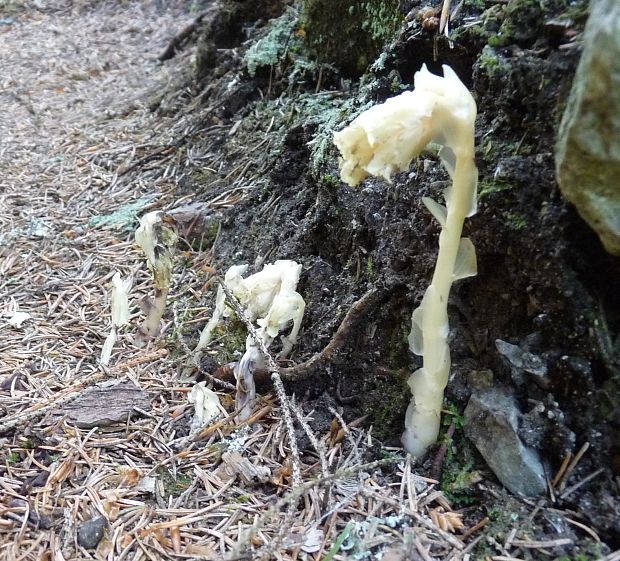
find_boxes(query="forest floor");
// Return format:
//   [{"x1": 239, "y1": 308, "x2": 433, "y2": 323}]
[
  {"x1": 0, "y1": 2, "x2": 458, "y2": 560},
  {"x1": 0, "y1": 1, "x2": 618, "y2": 561}
]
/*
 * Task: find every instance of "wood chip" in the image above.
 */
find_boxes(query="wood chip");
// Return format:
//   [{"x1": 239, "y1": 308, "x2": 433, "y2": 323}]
[{"x1": 50, "y1": 380, "x2": 151, "y2": 428}]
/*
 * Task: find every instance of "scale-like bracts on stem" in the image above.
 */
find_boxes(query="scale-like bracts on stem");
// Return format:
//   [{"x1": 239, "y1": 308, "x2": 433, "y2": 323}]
[{"x1": 333, "y1": 64, "x2": 478, "y2": 458}]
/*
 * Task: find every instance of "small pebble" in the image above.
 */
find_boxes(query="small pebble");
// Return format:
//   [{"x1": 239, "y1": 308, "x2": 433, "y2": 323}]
[{"x1": 77, "y1": 516, "x2": 108, "y2": 549}]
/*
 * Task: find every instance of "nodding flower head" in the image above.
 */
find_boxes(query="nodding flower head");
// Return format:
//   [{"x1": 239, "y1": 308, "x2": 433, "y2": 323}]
[{"x1": 333, "y1": 64, "x2": 476, "y2": 187}]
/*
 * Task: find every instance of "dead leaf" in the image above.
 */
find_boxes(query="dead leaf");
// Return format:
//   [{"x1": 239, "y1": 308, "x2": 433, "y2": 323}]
[
  {"x1": 101, "y1": 491, "x2": 121, "y2": 521},
  {"x1": 49, "y1": 455, "x2": 75, "y2": 485},
  {"x1": 301, "y1": 527, "x2": 324, "y2": 553},
  {"x1": 185, "y1": 543, "x2": 218, "y2": 558},
  {"x1": 170, "y1": 404, "x2": 186, "y2": 419},
  {"x1": 272, "y1": 461, "x2": 292, "y2": 488},
  {"x1": 118, "y1": 466, "x2": 143, "y2": 486},
  {"x1": 329, "y1": 418, "x2": 339, "y2": 442},
  {"x1": 120, "y1": 534, "x2": 133, "y2": 548},
  {"x1": 219, "y1": 451, "x2": 270, "y2": 484},
  {"x1": 170, "y1": 526, "x2": 181, "y2": 554}
]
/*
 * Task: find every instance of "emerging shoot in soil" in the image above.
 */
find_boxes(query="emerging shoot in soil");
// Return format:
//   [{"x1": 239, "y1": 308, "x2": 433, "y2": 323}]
[
  {"x1": 100, "y1": 272, "x2": 130, "y2": 366},
  {"x1": 196, "y1": 260, "x2": 305, "y2": 421},
  {"x1": 334, "y1": 64, "x2": 478, "y2": 458}
]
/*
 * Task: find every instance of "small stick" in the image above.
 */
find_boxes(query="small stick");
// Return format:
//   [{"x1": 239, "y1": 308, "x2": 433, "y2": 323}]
[
  {"x1": 563, "y1": 517, "x2": 600, "y2": 543},
  {"x1": 118, "y1": 145, "x2": 175, "y2": 177},
  {"x1": 551, "y1": 451, "x2": 572, "y2": 489},
  {"x1": 597, "y1": 549, "x2": 620, "y2": 561},
  {"x1": 461, "y1": 516, "x2": 489, "y2": 541},
  {"x1": 559, "y1": 468, "x2": 605, "y2": 500},
  {"x1": 279, "y1": 286, "x2": 389, "y2": 381},
  {"x1": 431, "y1": 421, "x2": 456, "y2": 480},
  {"x1": 226, "y1": 458, "x2": 396, "y2": 560},
  {"x1": 557, "y1": 442, "x2": 589, "y2": 492},
  {"x1": 211, "y1": 285, "x2": 391, "y2": 385},
  {"x1": 158, "y1": 9, "x2": 212, "y2": 62},
  {"x1": 511, "y1": 538, "x2": 573, "y2": 548},
  {"x1": 290, "y1": 397, "x2": 329, "y2": 478}
]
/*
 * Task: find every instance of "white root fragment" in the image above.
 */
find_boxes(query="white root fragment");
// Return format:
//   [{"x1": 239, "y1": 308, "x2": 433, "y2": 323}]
[
  {"x1": 100, "y1": 272, "x2": 131, "y2": 366},
  {"x1": 188, "y1": 382, "x2": 222, "y2": 433}
]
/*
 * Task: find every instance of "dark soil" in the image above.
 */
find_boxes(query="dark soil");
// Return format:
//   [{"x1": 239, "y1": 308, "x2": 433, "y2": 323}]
[{"x1": 156, "y1": 0, "x2": 618, "y2": 556}]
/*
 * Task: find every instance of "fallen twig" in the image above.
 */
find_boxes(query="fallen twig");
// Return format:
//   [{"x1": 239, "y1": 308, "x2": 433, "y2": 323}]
[
  {"x1": 557, "y1": 442, "x2": 590, "y2": 492},
  {"x1": 559, "y1": 468, "x2": 605, "y2": 500},
  {"x1": 279, "y1": 285, "x2": 391, "y2": 381},
  {"x1": 226, "y1": 458, "x2": 397, "y2": 560},
  {"x1": 431, "y1": 421, "x2": 456, "y2": 481}
]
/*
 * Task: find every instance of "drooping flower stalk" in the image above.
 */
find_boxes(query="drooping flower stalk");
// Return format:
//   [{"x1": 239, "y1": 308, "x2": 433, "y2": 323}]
[
  {"x1": 195, "y1": 260, "x2": 305, "y2": 421},
  {"x1": 135, "y1": 211, "x2": 178, "y2": 342},
  {"x1": 333, "y1": 64, "x2": 478, "y2": 457}
]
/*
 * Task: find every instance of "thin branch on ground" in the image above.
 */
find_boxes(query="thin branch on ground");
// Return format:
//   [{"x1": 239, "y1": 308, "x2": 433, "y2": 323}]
[
  {"x1": 277, "y1": 285, "x2": 391, "y2": 381},
  {"x1": 217, "y1": 277, "x2": 303, "y2": 489},
  {"x1": 227, "y1": 458, "x2": 397, "y2": 560},
  {"x1": 431, "y1": 421, "x2": 456, "y2": 481},
  {"x1": 158, "y1": 7, "x2": 215, "y2": 61}
]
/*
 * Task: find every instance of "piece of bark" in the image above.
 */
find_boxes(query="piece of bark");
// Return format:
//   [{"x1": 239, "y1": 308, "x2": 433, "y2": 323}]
[{"x1": 49, "y1": 380, "x2": 150, "y2": 428}]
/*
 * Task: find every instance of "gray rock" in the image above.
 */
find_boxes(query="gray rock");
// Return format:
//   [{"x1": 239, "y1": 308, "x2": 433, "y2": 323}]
[
  {"x1": 495, "y1": 339, "x2": 548, "y2": 387},
  {"x1": 555, "y1": 0, "x2": 620, "y2": 255},
  {"x1": 77, "y1": 515, "x2": 108, "y2": 549},
  {"x1": 464, "y1": 390, "x2": 547, "y2": 496}
]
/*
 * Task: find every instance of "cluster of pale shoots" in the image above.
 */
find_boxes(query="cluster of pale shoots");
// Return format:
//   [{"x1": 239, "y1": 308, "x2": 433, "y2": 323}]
[
  {"x1": 100, "y1": 211, "x2": 178, "y2": 365},
  {"x1": 101, "y1": 64, "x2": 477, "y2": 456},
  {"x1": 195, "y1": 260, "x2": 305, "y2": 420},
  {"x1": 333, "y1": 64, "x2": 478, "y2": 458},
  {"x1": 99, "y1": 208, "x2": 305, "y2": 431},
  {"x1": 101, "y1": 210, "x2": 221, "y2": 432}
]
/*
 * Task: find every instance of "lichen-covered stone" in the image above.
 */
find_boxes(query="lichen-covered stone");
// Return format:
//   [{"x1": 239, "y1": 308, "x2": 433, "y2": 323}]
[
  {"x1": 464, "y1": 390, "x2": 547, "y2": 496},
  {"x1": 555, "y1": 0, "x2": 620, "y2": 255}
]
